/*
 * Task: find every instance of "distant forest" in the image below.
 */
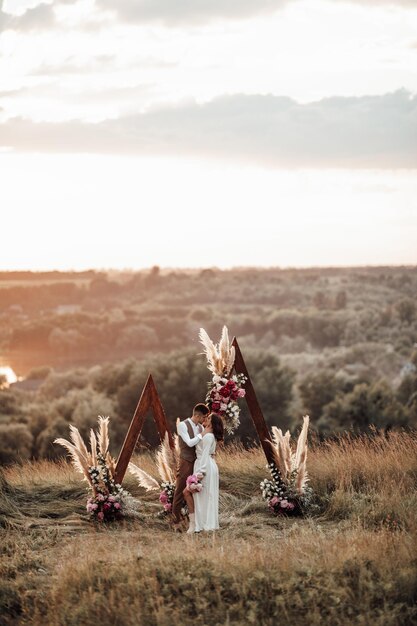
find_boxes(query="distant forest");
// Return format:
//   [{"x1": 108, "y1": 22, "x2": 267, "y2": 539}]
[{"x1": 0, "y1": 266, "x2": 416, "y2": 463}]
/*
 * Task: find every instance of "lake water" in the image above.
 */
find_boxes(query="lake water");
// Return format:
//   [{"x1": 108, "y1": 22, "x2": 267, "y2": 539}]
[{"x1": 0, "y1": 365, "x2": 18, "y2": 384}]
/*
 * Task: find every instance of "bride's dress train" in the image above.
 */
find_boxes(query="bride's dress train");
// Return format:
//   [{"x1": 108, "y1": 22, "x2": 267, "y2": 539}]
[{"x1": 193, "y1": 433, "x2": 219, "y2": 532}]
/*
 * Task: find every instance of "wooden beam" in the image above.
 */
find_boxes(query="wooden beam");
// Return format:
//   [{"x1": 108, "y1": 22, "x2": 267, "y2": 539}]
[
  {"x1": 232, "y1": 337, "x2": 275, "y2": 465},
  {"x1": 114, "y1": 374, "x2": 172, "y2": 485},
  {"x1": 148, "y1": 375, "x2": 174, "y2": 449}
]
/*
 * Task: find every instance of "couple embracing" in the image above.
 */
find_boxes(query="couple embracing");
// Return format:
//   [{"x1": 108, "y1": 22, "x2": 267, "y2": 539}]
[{"x1": 172, "y1": 403, "x2": 224, "y2": 534}]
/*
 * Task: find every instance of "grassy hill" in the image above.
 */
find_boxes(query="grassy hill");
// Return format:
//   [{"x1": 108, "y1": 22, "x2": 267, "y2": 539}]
[{"x1": 1, "y1": 431, "x2": 416, "y2": 625}]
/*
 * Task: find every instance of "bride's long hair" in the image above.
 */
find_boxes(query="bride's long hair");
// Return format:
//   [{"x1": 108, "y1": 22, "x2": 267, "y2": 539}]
[{"x1": 210, "y1": 413, "x2": 224, "y2": 442}]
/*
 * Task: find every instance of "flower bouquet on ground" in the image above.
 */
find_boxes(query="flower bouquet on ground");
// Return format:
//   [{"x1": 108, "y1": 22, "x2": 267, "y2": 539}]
[
  {"x1": 54, "y1": 416, "x2": 139, "y2": 523},
  {"x1": 260, "y1": 415, "x2": 314, "y2": 516},
  {"x1": 199, "y1": 326, "x2": 247, "y2": 434},
  {"x1": 129, "y1": 433, "x2": 181, "y2": 516}
]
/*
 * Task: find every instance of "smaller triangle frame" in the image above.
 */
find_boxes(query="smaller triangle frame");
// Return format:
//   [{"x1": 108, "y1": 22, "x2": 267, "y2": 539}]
[
  {"x1": 231, "y1": 337, "x2": 275, "y2": 465},
  {"x1": 114, "y1": 374, "x2": 173, "y2": 485}
]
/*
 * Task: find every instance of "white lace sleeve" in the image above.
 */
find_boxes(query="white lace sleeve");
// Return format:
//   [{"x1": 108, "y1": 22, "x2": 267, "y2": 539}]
[{"x1": 198, "y1": 434, "x2": 214, "y2": 476}]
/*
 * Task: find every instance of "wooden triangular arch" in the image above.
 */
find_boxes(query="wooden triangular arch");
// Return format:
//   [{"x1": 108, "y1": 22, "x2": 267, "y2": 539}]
[
  {"x1": 114, "y1": 337, "x2": 275, "y2": 485},
  {"x1": 114, "y1": 374, "x2": 173, "y2": 485},
  {"x1": 231, "y1": 337, "x2": 274, "y2": 465}
]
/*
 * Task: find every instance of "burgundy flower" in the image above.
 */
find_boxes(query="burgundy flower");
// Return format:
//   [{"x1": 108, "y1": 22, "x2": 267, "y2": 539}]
[
  {"x1": 220, "y1": 387, "x2": 230, "y2": 398},
  {"x1": 211, "y1": 401, "x2": 221, "y2": 411}
]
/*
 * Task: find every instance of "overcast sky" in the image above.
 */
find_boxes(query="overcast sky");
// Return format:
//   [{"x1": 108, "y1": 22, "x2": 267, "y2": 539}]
[{"x1": 1, "y1": 0, "x2": 417, "y2": 269}]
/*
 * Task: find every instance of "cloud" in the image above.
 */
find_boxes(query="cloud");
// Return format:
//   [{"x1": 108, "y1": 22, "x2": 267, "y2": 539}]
[
  {"x1": 0, "y1": 2, "x2": 56, "y2": 32},
  {"x1": 28, "y1": 55, "x2": 176, "y2": 77},
  {"x1": 1, "y1": 0, "x2": 288, "y2": 31},
  {"x1": 95, "y1": 0, "x2": 417, "y2": 26},
  {"x1": 2, "y1": 0, "x2": 417, "y2": 33},
  {"x1": 0, "y1": 80, "x2": 153, "y2": 111},
  {"x1": 95, "y1": 0, "x2": 289, "y2": 25},
  {"x1": 29, "y1": 55, "x2": 116, "y2": 77},
  {"x1": 0, "y1": 90, "x2": 416, "y2": 168},
  {"x1": 337, "y1": 0, "x2": 417, "y2": 5}
]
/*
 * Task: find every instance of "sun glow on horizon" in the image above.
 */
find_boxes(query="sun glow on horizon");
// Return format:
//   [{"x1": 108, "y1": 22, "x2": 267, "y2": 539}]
[
  {"x1": 0, "y1": 366, "x2": 18, "y2": 385},
  {"x1": 2, "y1": 153, "x2": 417, "y2": 271}
]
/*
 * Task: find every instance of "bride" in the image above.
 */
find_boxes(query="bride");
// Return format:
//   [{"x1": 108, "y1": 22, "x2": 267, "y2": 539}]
[{"x1": 182, "y1": 413, "x2": 224, "y2": 533}]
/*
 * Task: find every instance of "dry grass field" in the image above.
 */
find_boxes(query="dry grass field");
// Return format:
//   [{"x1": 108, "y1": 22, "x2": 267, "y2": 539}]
[{"x1": 1, "y1": 431, "x2": 416, "y2": 626}]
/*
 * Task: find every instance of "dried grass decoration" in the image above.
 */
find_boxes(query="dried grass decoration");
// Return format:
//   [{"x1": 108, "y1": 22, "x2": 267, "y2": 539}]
[
  {"x1": 199, "y1": 326, "x2": 247, "y2": 434},
  {"x1": 129, "y1": 433, "x2": 182, "y2": 516},
  {"x1": 54, "y1": 416, "x2": 140, "y2": 522},
  {"x1": 260, "y1": 415, "x2": 314, "y2": 516}
]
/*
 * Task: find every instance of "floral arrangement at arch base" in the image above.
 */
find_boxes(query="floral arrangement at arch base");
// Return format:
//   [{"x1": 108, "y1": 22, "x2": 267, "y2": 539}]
[
  {"x1": 128, "y1": 432, "x2": 184, "y2": 517},
  {"x1": 260, "y1": 415, "x2": 314, "y2": 516},
  {"x1": 199, "y1": 326, "x2": 247, "y2": 435},
  {"x1": 54, "y1": 416, "x2": 140, "y2": 523}
]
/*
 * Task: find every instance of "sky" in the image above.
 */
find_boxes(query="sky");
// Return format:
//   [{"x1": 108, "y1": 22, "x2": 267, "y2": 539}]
[{"x1": 1, "y1": 0, "x2": 417, "y2": 270}]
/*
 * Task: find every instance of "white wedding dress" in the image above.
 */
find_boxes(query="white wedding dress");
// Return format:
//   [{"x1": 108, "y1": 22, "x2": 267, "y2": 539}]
[{"x1": 193, "y1": 433, "x2": 219, "y2": 532}]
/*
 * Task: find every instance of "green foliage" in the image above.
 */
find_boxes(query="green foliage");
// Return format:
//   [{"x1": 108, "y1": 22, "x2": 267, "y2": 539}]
[
  {"x1": 319, "y1": 381, "x2": 407, "y2": 432},
  {"x1": 396, "y1": 298, "x2": 416, "y2": 324},
  {"x1": 36, "y1": 417, "x2": 70, "y2": 459},
  {"x1": 115, "y1": 324, "x2": 159, "y2": 350},
  {"x1": 0, "y1": 267, "x2": 417, "y2": 451},
  {"x1": 26, "y1": 366, "x2": 52, "y2": 381},
  {"x1": 238, "y1": 351, "x2": 295, "y2": 433},
  {"x1": 0, "y1": 390, "x2": 20, "y2": 417},
  {"x1": 299, "y1": 370, "x2": 347, "y2": 421},
  {"x1": 0, "y1": 424, "x2": 33, "y2": 464},
  {"x1": 397, "y1": 373, "x2": 417, "y2": 405},
  {"x1": 39, "y1": 369, "x2": 89, "y2": 400},
  {"x1": 335, "y1": 290, "x2": 347, "y2": 309}
]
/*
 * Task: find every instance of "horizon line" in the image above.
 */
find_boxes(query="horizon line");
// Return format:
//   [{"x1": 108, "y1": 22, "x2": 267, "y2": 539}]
[{"x1": 0, "y1": 263, "x2": 417, "y2": 274}]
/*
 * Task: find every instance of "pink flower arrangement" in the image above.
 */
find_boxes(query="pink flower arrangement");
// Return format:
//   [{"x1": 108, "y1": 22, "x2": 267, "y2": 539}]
[
  {"x1": 261, "y1": 461, "x2": 312, "y2": 517},
  {"x1": 86, "y1": 493, "x2": 124, "y2": 522},
  {"x1": 186, "y1": 473, "x2": 203, "y2": 493},
  {"x1": 159, "y1": 481, "x2": 175, "y2": 515},
  {"x1": 206, "y1": 373, "x2": 247, "y2": 435},
  {"x1": 267, "y1": 496, "x2": 296, "y2": 514}
]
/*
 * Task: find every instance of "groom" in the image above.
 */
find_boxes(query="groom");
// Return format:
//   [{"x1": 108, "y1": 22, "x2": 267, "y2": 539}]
[{"x1": 171, "y1": 402, "x2": 210, "y2": 529}]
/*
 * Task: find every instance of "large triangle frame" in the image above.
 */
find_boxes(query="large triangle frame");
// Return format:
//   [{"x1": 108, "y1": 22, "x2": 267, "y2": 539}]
[
  {"x1": 114, "y1": 374, "x2": 173, "y2": 485},
  {"x1": 114, "y1": 337, "x2": 275, "y2": 485}
]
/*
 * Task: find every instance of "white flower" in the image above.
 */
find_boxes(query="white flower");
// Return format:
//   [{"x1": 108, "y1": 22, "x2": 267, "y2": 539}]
[{"x1": 213, "y1": 375, "x2": 221, "y2": 383}]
